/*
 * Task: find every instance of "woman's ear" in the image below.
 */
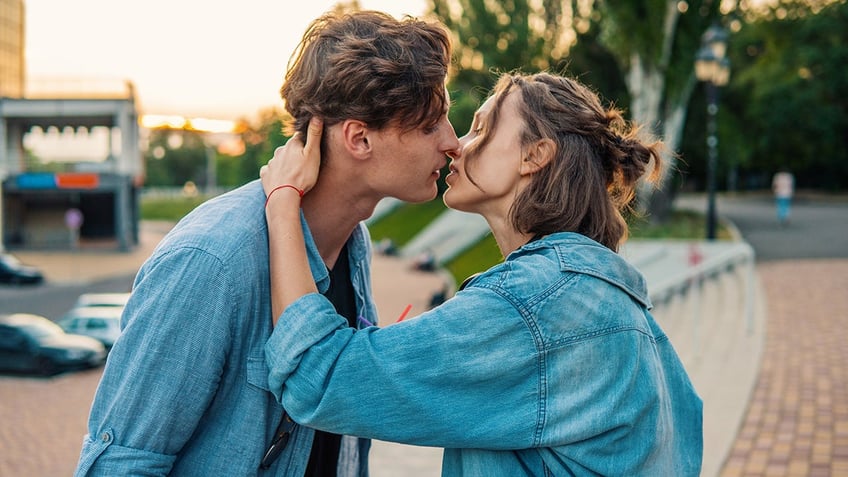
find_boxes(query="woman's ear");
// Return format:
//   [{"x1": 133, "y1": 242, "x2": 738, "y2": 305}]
[
  {"x1": 519, "y1": 139, "x2": 555, "y2": 176},
  {"x1": 341, "y1": 119, "x2": 372, "y2": 159}
]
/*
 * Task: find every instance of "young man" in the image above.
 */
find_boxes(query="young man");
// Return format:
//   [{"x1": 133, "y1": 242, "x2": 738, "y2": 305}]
[{"x1": 74, "y1": 11, "x2": 458, "y2": 476}]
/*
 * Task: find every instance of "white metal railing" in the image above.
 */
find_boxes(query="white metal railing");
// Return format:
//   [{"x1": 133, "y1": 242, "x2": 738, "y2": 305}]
[{"x1": 646, "y1": 241, "x2": 756, "y2": 332}]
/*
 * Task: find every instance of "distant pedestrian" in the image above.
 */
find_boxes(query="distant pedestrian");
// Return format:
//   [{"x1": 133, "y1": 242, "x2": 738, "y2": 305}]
[{"x1": 772, "y1": 169, "x2": 795, "y2": 225}]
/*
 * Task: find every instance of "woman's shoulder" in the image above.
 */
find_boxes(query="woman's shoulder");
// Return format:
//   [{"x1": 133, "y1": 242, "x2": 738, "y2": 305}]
[
  {"x1": 460, "y1": 246, "x2": 562, "y2": 303},
  {"x1": 521, "y1": 233, "x2": 650, "y2": 307}
]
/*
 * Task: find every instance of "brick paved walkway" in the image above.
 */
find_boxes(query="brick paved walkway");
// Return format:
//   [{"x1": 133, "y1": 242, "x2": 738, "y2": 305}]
[{"x1": 719, "y1": 259, "x2": 848, "y2": 477}]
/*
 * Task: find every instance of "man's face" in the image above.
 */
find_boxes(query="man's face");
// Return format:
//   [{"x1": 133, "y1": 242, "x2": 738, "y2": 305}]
[{"x1": 368, "y1": 102, "x2": 459, "y2": 203}]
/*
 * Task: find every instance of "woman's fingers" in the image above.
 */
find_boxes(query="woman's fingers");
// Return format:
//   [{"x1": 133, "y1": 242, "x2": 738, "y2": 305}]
[
  {"x1": 261, "y1": 117, "x2": 324, "y2": 195},
  {"x1": 302, "y1": 117, "x2": 323, "y2": 161}
]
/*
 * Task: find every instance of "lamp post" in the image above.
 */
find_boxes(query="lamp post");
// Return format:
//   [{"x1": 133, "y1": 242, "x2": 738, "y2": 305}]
[{"x1": 695, "y1": 24, "x2": 730, "y2": 240}]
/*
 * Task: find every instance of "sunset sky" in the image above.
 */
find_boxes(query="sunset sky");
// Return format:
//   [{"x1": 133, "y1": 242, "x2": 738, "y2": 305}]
[{"x1": 25, "y1": 1, "x2": 428, "y2": 123}]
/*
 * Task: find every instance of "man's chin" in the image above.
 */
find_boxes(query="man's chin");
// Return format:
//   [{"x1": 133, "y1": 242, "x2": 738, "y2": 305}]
[{"x1": 398, "y1": 186, "x2": 439, "y2": 204}]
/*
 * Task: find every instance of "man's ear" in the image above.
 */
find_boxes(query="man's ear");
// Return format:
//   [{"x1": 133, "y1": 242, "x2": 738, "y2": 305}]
[
  {"x1": 341, "y1": 119, "x2": 371, "y2": 159},
  {"x1": 519, "y1": 139, "x2": 555, "y2": 176}
]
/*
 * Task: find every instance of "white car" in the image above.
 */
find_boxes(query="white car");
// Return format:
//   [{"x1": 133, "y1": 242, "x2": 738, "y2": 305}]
[
  {"x1": 73, "y1": 292, "x2": 131, "y2": 309},
  {"x1": 58, "y1": 306, "x2": 124, "y2": 350}
]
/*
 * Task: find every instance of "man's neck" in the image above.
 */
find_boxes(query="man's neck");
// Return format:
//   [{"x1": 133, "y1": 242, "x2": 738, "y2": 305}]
[{"x1": 300, "y1": 174, "x2": 381, "y2": 269}]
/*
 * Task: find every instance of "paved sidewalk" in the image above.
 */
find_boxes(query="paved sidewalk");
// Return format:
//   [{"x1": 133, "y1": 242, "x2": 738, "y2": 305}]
[
  {"x1": 718, "y1": 259, "x2": 848, "y2": 477},
  {"x1": 10, "y1": 220, "x2": 174, "y2": 285}
]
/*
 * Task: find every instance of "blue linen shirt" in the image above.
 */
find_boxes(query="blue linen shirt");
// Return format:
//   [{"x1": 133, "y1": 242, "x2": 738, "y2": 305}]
[
  {"x1": 75, "y1": 180, "x2": 377, "y2": 476},
  {"x1": 266, "y1": 232, "x2": 703, "y2": 476}
]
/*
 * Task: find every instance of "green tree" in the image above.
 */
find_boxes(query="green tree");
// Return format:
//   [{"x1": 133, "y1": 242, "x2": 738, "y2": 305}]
[
  {"x1": 144, "y1": 130, "x2": 208, "y2": 187},
  {"x1": 724, "y1": 0, "x2": 848, "y2": 190},
  {"x1": 575, "y1": 1, "x2": 732, "y2": 219},
  {"x1": 221, "y1": 108, "x2": 290, "y2": 187},
  {"x1": 429, "y1": 0, "x2": 575, "y2": 136}
]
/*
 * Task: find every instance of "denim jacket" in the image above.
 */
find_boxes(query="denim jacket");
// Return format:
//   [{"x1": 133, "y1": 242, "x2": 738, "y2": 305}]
[
  {"x1": 75, "y1": 180, "x2": 376, "y2": 476},
  {"x1": 266, "y1": 232, "x2": 703, "y2": 476}
]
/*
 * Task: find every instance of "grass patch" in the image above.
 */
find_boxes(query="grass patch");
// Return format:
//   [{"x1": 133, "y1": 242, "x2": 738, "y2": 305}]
[
  {"x1": 627, "y1": 209, "x2": 733, "y2": 240},
  {"x1": 141, "y1": 196, "x2": 209, "y2": 222},
  {"x1": 367, "y1": 200, "x2": 447, "y2": 246},
  {"x1": 444, "y1": 234, "x2": 502, "y2": 286}
]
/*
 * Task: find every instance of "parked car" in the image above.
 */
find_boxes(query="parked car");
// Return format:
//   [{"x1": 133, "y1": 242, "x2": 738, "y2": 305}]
[
  {"x1": 73, "y1": 292, "x2": 131, "y2": 308},
  {"x1": 0, "y1": 253, "x2": 44, "y2": 285},
  {"x1": 58, "y1": 306, "x2": 124, "y2": 349},
  {"x1": 0, "y1": 313, "x2": 106, "y2": 375}
]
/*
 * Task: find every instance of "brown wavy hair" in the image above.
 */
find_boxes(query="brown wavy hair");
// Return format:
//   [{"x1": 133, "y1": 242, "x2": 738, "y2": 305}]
[
  {"x1": 281, "y1": 10, "x2": 451, "y2": 136},
  {"x1": 464, "y1": 72, "x2": 663, "y2": 251}
]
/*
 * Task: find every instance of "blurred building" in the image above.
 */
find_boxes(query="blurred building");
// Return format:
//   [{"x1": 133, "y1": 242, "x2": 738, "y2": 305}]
[
  {"x1": 0, "y1": 0, "x2": 25, "y2": 98},
  {"x1": 0, "y1": 0, "x2": 142, "y2": 251}
]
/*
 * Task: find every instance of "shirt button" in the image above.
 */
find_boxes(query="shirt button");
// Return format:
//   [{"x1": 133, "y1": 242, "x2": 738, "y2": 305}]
[{"x1": 101, "y1": 432, "x2": 112, "y2": 443}]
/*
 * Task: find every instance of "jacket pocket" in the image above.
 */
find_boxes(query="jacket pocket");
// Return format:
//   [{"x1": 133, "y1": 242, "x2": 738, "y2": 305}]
[{"x1": 246, "y1": 355, "x2": 271, "y2": 392}]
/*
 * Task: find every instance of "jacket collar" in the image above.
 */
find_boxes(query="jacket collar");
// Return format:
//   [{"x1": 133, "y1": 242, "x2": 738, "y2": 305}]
[{"x1": 513, "y1": 232, "x2": 652, "y2": 309}]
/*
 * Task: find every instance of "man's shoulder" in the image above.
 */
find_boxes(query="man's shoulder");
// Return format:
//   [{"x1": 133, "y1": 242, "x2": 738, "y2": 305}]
[{"x1": 156, "y1": 181, "x2": 268, "y2": 261}]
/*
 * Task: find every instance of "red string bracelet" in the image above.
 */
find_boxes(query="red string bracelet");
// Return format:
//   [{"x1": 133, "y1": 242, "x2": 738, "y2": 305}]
[{"x1": 264, "y1": 184, "x2": 304, "y2": 208}]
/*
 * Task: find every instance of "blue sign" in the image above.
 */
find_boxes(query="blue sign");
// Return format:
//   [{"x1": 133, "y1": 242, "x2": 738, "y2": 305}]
[{"x1": 15, "y1": 173, "x2": 57, "y2": 189}]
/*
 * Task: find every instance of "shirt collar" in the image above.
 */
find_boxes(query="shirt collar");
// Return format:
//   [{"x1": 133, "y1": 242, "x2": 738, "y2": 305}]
[{"x1": 299, "y1": 212, "x2": 370, "y2": 295}]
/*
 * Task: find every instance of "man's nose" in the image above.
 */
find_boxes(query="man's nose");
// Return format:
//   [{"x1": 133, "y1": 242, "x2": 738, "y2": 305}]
[{"x1": 446, "y1": 139, "x2": 466, "y2": 162}]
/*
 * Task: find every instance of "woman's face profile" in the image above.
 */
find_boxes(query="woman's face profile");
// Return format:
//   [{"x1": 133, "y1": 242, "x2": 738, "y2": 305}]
[{"x1": 443, "y1": 90, "x2": 526, "y2": 215}]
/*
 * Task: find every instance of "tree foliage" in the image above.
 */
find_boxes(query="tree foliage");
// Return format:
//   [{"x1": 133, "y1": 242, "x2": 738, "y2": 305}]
[
  {"x1": 143, "y1": 108, "x2": 291, "y2": 190},
  {"x1": 428, "y1": 0, "x2": 728, "y2": 220},
  {"x1": 429, "y1": 0, "x2": 846, "y2": 202},
  {"x1": 428, "y1": 0, "x2": 575, "y2": 135},
  {"x1": 219, "y1": 109, "x2": 290, "y2": 187},
  {"x1": 680, "y1": 0, "x2": 848, "y2": 191},
  {"x1": 144, "y1": 130, "x2": 209, "y2": 188},
  {"x1": 730, "y1": 0, "x2": 847, "y2": 189}
]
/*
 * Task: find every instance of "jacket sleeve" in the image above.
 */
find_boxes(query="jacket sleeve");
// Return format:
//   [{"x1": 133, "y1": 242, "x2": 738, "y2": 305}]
[
  {"x1": 75, "y1": 247, "x2": 233, "y2": 476},
  {"x1": 265, "y1": 286, "x2": 542, "y2": 450}
]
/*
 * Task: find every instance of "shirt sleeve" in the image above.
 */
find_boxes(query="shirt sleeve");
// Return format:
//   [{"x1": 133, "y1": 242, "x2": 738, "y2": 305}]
[
  {"x1": 264, "y1": 287, "x2": 542, "y2": 450},
  {"x1": 75, "y1": 247, "x2": 233, "y2": 476}
]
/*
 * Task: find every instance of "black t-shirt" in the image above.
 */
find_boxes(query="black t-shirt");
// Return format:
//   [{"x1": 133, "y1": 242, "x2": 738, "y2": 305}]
[{"x1": 304, "y1": 241, "x2": 357, "y2": 477}]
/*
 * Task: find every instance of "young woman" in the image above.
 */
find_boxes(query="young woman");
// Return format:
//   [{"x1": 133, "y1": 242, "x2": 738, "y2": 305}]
[{"x1": 261, "y1": 72, "x2": 703, "y2": 476}]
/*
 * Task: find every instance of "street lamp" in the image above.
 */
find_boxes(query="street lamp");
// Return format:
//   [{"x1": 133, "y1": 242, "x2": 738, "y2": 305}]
[{"x1": 695, "y1": 23, "x2": 730, "y2": 240}]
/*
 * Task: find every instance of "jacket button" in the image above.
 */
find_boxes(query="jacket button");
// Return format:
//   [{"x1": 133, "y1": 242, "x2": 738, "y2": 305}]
[{"x1": 101, "y1": 432, "x2": 112, "y2": 443}]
